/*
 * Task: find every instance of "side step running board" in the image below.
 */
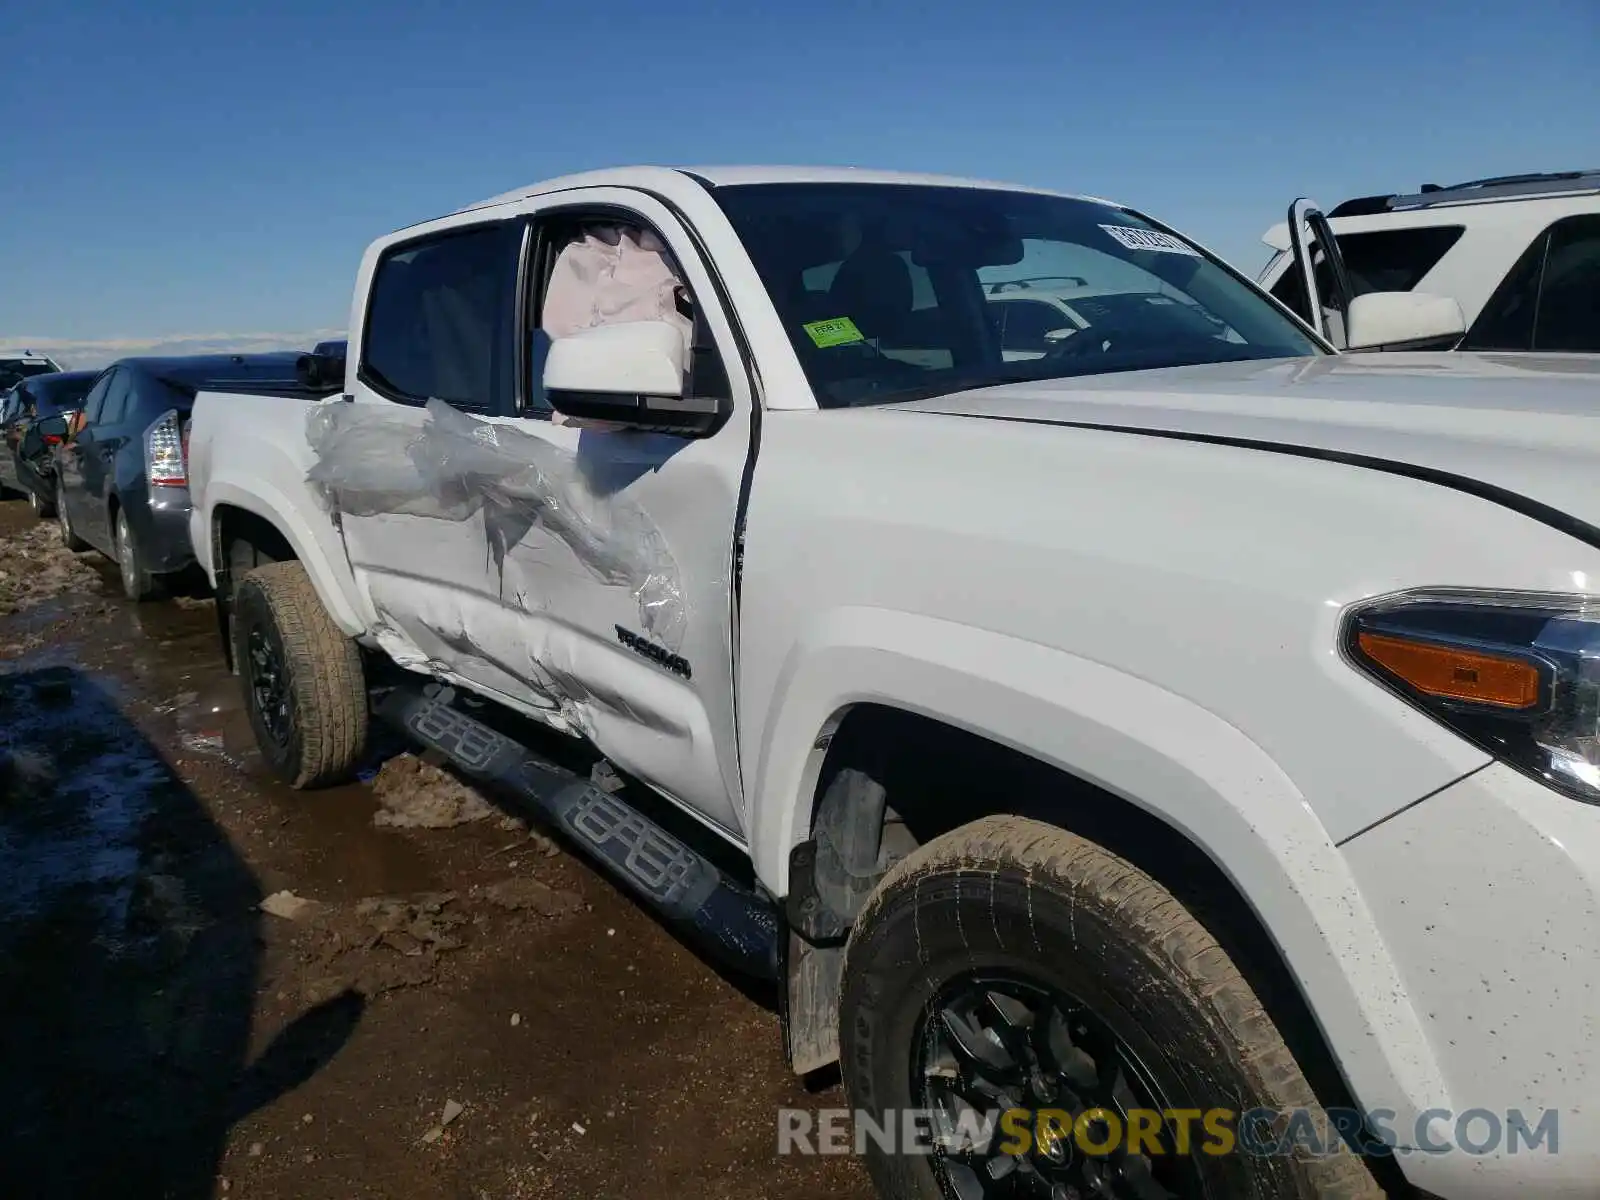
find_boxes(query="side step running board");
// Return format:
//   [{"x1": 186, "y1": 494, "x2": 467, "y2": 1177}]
[{"x1": 374, "y1": 685, "x2": 780, "y2": 981}]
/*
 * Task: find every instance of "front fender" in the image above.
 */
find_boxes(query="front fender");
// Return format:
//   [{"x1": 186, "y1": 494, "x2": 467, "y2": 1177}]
[{"x1": 746, "y1": 606, "x2": 1452, "y2": 1134}]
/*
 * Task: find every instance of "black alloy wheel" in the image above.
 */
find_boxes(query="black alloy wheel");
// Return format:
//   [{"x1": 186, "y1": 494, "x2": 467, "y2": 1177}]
[{"x1": 914, "y1": 973, "x2": 1204, "y2": 1200}]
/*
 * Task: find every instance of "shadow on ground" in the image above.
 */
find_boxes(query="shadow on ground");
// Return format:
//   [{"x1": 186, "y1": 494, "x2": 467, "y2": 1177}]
[{"x1": 0, "y1": 666, "x2": 364, "y2": 1198}]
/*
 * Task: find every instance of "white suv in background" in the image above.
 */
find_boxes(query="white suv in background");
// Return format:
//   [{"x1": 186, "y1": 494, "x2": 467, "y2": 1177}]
[
  {"x1": 1257, "y1": 169, "x2": 1600, "y2": 353},
  {"x1": 0, "y1": 351, "x2": 65, "y2": 392}
]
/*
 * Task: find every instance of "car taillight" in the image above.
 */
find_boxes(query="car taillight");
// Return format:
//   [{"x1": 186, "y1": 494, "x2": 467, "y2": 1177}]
[{"x1": 146, "y1": 409, "x2": 187, "y2": 487}]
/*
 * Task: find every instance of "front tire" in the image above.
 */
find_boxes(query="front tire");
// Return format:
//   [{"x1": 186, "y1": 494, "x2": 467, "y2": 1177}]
[
  {"x1": 840, "y1": 816, "x2": 1384, "y2": 1200},
  {"x1": 29, "y1": 486, "x2": 54, "y2": 519},
  {"x1": 232, "y1": 560, "x2": 368, "y2": 789}
]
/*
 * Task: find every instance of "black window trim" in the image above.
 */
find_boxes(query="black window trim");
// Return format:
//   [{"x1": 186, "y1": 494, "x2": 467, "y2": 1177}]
[{"x1": 355, "y1": 216, "x2": 528, "y2": 414}]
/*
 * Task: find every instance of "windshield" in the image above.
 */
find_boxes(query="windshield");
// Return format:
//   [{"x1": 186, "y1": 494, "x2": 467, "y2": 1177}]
[
  {"x1": 0, "y1": 360, "x2": 59, "y2": 391},
  {"x1": 713, "y1": 183, "x2": 1322, "y2": 408}
]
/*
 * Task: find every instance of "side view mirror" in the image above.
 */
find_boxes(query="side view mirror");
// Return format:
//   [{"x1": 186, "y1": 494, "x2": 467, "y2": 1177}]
[
  {"x1": 34, "y1": 414, "x2": 68, "y2": 445},
  {"x1": 543, "y1": 320, "x2": 724, "y2": 437},
  {"x1": 1343, "y1": 292, "x2": 1466, "y2": 352}
]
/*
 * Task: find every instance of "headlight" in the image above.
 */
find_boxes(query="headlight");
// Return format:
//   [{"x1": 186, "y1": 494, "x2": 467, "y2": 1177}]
[{"x1": 1345, "y1": 589, "x2": 1600, "y2": 803}]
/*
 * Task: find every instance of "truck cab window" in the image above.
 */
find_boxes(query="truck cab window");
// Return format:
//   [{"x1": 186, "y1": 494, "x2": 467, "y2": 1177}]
[{"x1": 361, "y1": 222, "x2": 521, "y2": 413}]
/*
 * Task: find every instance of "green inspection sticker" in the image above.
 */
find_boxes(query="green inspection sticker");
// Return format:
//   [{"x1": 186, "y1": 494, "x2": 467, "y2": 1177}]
[{"x1": 803, "y1": 317, "x2": 864, "y2": 348}]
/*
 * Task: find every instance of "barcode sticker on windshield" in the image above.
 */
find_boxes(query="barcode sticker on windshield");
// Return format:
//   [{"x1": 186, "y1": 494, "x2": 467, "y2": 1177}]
[{"x1": 1099, "y1": 225, "x2": 1200, "y2": 256}]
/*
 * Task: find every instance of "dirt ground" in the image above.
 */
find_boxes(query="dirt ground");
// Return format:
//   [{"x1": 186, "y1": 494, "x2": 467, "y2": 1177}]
[{"x1": 0, "y1": 499, "x2": 873, "y2": 1200}]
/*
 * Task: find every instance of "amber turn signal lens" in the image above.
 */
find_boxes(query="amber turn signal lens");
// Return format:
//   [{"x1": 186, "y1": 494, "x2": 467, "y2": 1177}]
[{"x1": 1356, "y1": 632, "x2": 1541, "y2": 709}]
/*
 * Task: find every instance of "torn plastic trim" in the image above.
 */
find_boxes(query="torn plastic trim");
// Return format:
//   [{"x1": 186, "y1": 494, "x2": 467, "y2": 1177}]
[{"x1": 304, "y1": 397, "x2": 686, "y2": 649}]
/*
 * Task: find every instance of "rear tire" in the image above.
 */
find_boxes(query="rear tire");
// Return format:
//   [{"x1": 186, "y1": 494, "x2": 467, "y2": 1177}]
[
  {"x1": 840, "y1": 815, "x2": 1385, "y2": 1200},
  {"x1": 115, "y1": 508, "x2": 165, "y2": 602},
  {"x1": 56, "y1": 481, "x2": 87, "y2": 550},
  {"x1": 29, "y1": 487, "x2": 54, "y2": 519},
  {"x1": 232, "y1": 560, "x2": 367, "y2": 789}
]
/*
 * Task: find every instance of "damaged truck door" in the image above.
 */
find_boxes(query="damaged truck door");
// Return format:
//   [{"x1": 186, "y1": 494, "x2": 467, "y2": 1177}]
[{"x1": 312, "y1": 192, "x2": 754, "y2": 838}]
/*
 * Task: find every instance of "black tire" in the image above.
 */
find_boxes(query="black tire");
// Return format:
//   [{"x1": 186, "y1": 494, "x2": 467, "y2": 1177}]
[
  {"x1": 840, "y1": 815, "x2": 1384, "y2": 1200},
  {"x1": 29, "y1": 486, "x2": 54, "y2": 519},
  {"x1": 232, "y1": 560, "x2": 367, "y2": 789},
  {"x1": 114, "y1": 507, "x2": 165, "y2": 602},
  {"x1": 56, "y1": 480, "x2": 87, "y2": 550}
]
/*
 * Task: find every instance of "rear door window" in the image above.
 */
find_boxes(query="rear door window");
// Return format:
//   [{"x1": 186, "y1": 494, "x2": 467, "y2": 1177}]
[
  {"x1": 1464, "y1": 216, "x2": 1600, "y2": 352},
  {"x1": 79, "y1": 371, "x2": 115, "y2": 425},
  {"x1": 1533, "y1": 216, "x2": 1600, "y2": 352},
  {"x1": 96, "y1": 370, "x2": 134, "y2": 426},
  {"x1": 360, "y1": 222, "x2": 522, "y2": 414}
]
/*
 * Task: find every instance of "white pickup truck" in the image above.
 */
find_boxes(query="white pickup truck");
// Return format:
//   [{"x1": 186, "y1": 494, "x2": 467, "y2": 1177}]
[{"x1": 186, "y1": 166, "x2": 1600, "y2": 1200}]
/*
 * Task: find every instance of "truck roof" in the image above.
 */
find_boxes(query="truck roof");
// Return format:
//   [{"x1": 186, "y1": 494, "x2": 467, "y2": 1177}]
[{"x1": 461, "y1": 165, "x2": 1096, "y2": 214}]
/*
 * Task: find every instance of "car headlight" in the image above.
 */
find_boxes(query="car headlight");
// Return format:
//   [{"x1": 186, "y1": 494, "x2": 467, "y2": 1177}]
[{"x1": 1345, "y1": 589, "x2": 1600, "y2": 803}]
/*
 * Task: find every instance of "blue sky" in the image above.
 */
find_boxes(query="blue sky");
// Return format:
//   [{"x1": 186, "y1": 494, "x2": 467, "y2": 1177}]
[{"x1": 3, "y1": 0, "x2": 1596, "y2": 366}]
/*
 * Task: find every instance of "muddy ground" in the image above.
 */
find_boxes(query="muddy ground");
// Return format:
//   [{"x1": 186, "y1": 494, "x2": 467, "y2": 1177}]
[{"x1": 0, "y1": 499, "x2": 873, "y2": 1199}]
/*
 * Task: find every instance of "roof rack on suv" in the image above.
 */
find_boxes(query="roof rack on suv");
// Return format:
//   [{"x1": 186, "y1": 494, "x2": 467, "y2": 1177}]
[{"x1": 1327, "y1": 169, "x2": 1600, "y2": 217}]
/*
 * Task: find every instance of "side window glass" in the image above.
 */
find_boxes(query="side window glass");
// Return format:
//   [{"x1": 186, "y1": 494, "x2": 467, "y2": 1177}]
[
  {"x1": 1268, "y1": 226, "x2": 1464, "y2": 327},
  {"x1": 1337, "y1": 226, "x2": 1464, "y2": 295},
  {"x1": 80, "y1": 370, "x2": 115, "y2": 425},
  {"x1": 361, "y1": 222, "x2": 521, "y2": 413},
  {"x1": 98, "y1": 371, "x2": 134, "y2": 425},
  {"x1": 529, "y1": 215, "x2": 724, "y2": 416},
  {"x1": 1534, "y1": 216, "x2": 1600, "y2": 352},
  {"x1": 1462, "y1": 231, "x2": 1550, "y2": 352}
]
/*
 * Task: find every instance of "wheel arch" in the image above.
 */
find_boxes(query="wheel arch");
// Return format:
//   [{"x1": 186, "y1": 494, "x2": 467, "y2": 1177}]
[
  {"x1": 203, "y1": 481, "x2": 365, "y2": 629},
  {"x1": 749, "y1": 616, "x2": 1451, "y2": 1136},
  {"x1": 208, "y1": 495, "x2": 360, "y2": 672}
]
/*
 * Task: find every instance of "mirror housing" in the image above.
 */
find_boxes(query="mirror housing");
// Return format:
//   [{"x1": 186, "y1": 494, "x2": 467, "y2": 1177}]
[
  {"x1": 544, "y1": 320, "x2": 724, "y2": 437},
  {"x1": 1344, "y1": 292, "x2": 1466, "y2": 351},
  {"x1": 33, "y1": 414, "x2": 68, "y2": 445}
]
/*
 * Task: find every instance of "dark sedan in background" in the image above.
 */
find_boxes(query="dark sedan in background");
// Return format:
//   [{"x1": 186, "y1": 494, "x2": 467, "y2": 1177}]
[
  {"x1": 0, "y1": 370, "x2": 98, "y2": 514},
  {"x1": 40, "y1": 352, "x2": 305, "y2": 601}
]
